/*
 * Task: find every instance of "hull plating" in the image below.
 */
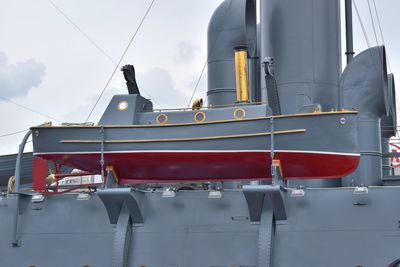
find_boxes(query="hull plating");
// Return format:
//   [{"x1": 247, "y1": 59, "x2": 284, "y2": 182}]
[{"x1": 37, "y1": 150, "x2": 359, "y2": 183}]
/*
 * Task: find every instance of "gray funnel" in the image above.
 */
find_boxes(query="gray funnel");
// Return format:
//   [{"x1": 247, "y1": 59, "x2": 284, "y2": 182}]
[
  {"x1": 207, "y1": 0, "x2": 257, "y2": 106},
  {"x1": 260, "y1": 0, "x2": 341, "y2": 114}
]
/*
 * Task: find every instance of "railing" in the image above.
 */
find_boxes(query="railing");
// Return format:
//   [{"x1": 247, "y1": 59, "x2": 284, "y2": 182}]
[{"x1": 153, "y1": 101, "x2": 267, "y2": 112}]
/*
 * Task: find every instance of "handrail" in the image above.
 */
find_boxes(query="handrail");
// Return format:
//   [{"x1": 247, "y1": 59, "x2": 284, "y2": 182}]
[{"x1": 153, "y1": 101, "x2": 268, "y2": 112}]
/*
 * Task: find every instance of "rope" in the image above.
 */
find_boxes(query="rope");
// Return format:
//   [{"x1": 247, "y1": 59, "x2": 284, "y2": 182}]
[{"x1": 85, "y1": 0, "x2": 157, "y2": 122}]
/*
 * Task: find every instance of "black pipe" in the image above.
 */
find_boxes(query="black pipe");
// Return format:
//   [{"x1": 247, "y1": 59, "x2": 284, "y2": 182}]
[{"x1": 345, "y1": 0, "x2": 355, "y2": 64}]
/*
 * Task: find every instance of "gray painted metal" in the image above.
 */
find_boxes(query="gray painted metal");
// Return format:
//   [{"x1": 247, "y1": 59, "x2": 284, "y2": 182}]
[
  {"x1": 258, "y1": 197, "x2": 273, "y2": 267},
  {"x1": 342, "y1": 46, "x2": 388, "y2": 186},
  {"x1": 97, "y1": 188, "x2": 144, "y2": 224},
  {"x1": 13, "y1": 131, "x2": 31, "y2": 194},
  {"x1": 260, "y1": 0, "x2": 341, "y2": 114},
  {"x1": 345, "y1": 0, "x2": 355, "y2": 64},
  {"x1": 113, "y1": 203, "x2": 132, "y2": 267},
  {"x1": 0, "y1": 152, "x2": 33, "y2": 186},
  {"x1": 99, "y1": 94, "x2": 153, "y2": 125},
  {"x1": 0, "y1": 188, "x2": 400, "y2": 266},
  {"x1": 207, "y1": 0, "x2": 257, "y2": 106},
  {"x1": 32, "y1": 112, "x2": 359, "y2": 155}
]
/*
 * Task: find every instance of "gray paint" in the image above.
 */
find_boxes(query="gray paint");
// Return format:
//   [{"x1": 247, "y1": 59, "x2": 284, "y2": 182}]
[
  {"x1": 0, "y1": 188, "x2": 400, "y2": 266},
  {"x1": 261, "y1": 0, "x2": 341, "y2": 114},
  {"x1": 0, "y1": 152, "x2": 34, "y2": 186},
  {"x1": 342, "y1": 46, "x2": 388, "y2": 186},
  {"x1": 344, "y1": 0, "x2": 355, "y2": 65},
  {"x1": 99, "y1": 94, "x2": 153, "y2": 125},
  {"x1": 207, "y1": 0, "x2": 257, "y2": 106}
]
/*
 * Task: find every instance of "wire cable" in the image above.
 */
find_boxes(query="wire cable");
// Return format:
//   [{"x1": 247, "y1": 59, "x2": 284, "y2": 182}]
[
  {"x1": 0, "y1": 96, "x2": 61, "y2": 122},
  {"x1": 48, "y1": 0, "x2": 162, "y2": 108},
  {"x1": 0, "y1": 129, "x2": 28, "y2": 138},
  {"x1": 352, "y1": 0, "x2": 371, "y2": 48},
  {"x1": 371, "y1": 0, "x2": 392, "y2": 73},
  {"x1": 366, "y1": 0, "x2": 379, "y2": 47},
  {"x1": 187, "y1": 61, "x2": 207, "y2": 108},
  {"x1": 85, "y1": 0, "x2": 156, "y2": 122},
  {"x1": 47, "y1": 0, "x2": 117, "y2": 65},
  {"x1": 370, "y1": 0, "x2": 397, "y2": 137}
]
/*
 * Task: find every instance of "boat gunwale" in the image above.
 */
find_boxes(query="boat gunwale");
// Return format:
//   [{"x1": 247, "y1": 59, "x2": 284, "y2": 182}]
[{"x1": 30, "y1": 110, "x2": 358, "y2": 129}]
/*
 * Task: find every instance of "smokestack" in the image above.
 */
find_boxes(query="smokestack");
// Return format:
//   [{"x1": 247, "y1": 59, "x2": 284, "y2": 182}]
[
  {"x1": 260, "y1": 0, "x2": 341, "y2": 114},
  {"x1": 207, "y1": 0, "x2": 257, "y2": 107}
]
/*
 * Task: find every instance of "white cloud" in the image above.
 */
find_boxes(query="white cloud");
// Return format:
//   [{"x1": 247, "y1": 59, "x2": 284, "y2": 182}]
[
  {"x1": 137, "y1": 67, "x2": 187, "y2": 108},
  {"x1": 173, "y1": 42, "x2": 201, "y2": 64},
  {"x1": 0, "y1": 52, "x2": 46, "y2": 99}
]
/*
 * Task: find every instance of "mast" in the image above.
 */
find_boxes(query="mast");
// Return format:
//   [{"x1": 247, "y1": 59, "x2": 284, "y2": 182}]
[{"x1": 345, "y1": 0, "x2": 354, "y2": 64}]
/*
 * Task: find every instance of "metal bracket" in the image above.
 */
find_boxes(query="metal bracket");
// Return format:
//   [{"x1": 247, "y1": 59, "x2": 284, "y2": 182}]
[
  {"x1": 105, "y1": 166, "x2": 120, "y2": 188},
  {"x1": 97, "y1": 188, "x2": 144, "y2": 224},
  {"x1": 243, "y1": 185, "x2": 287, "y2": 222}
]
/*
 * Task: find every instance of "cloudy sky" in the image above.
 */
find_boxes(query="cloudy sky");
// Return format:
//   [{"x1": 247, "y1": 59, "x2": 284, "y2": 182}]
[{"x1": 0, "y1": 0, "x2": 399, "y2": 154}]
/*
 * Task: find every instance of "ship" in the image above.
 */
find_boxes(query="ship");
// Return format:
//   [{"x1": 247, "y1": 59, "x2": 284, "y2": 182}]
[{"x1": 0, "y1": 0, "x2": 399, "y2": 266}]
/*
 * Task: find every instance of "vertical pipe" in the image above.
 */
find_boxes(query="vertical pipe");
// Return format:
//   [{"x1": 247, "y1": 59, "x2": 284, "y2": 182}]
[
  {"x1": 234, "y1": 46, "x2": 250, "y2": 103},
  {"x1": 12, "y1": 130, "x2": 32, "y2": 247},
  {"x1": 260, "y1": 0, "x2": 268, "y2": 103},
  {"x1": 13, "y1": 130, "x2": 32, "y2": 193},
  {"x1": 339, "y1": 0, "x2": 355, "y2": 111},
  {"x1": 345, "y1": 0, "x2": 354, "y2": 64}
]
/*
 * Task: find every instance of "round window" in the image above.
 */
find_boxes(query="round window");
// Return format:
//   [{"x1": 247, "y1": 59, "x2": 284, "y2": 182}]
[
  {"x1": 194, "y1": 112, "x2": 206, "y2": 123},
  {"x1": 117, "y1": 101, "x2": 129, "y2": 112},
  {"x1": 156, "y1": 114, "x2": 168, "y2": 124},
  {"x1": 234, "y1": 108, "x2": 246, "y2": 120}
]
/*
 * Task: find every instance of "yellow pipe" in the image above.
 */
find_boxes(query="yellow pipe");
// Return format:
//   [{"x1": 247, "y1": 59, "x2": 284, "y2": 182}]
[{"x1": 234, "y1": 47, "x2": 250, "y2": 103}]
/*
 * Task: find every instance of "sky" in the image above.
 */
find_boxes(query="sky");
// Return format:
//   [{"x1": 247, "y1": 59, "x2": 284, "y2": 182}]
[{"x1": 0, "y1": 0, "x2": 399, "y2": 155}]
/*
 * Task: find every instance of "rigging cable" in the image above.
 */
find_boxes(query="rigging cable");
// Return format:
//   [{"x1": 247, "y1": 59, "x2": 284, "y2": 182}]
[
  {"x1": 371, "y1": 0, "x2": 392, "y2": 73},
  {"x1": 352, "y1": 0, "x2": 371, "y2": 48},
  {"x1": 366, "y1": 0, "x2": 399, "y2": 137},
  {"x1": 0, "y1": 129, "x2": 28, "y2": 138},
  {"x1": 366, "y1": 0, "x2": 379, "y2": 47},
  {"x1": 0, "y1": 96, "x2": 61, "y2": 122},
  {"x1": 48, "y1": 0, "x2": 161, "y2": 109},
  {"x1": 85, "y1": 0, "x2": 157, "y2": 122},
  {"x1": 187, "y1": 0, "x2": 234, "y2": 108},
  {"x1": 47, "y1": 0, "x2": 117, "y2": 65}
]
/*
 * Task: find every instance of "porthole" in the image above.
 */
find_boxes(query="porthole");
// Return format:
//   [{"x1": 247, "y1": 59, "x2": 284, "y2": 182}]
[
  {"x1": 117, "y1": 101, "x2": 129, "y2": 112},
  {"x1": 194, "y1": 112, "x2": 206, "y2": 123},
  {"x1": 156, "y1": 114, "x2": 168, "y2": 124},
  {"x1": 234, "y1": 108, "x2": 246, "y2": 120}
]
